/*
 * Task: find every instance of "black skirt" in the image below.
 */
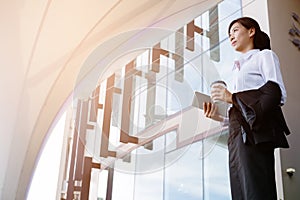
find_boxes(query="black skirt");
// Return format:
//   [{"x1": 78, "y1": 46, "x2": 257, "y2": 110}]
[{"x1": 228, "y1": 108, "x2": 277, "y2": 200}]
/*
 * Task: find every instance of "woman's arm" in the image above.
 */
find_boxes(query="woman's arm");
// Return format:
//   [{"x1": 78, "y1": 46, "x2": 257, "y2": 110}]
[{"x1": 232, "y1": 81, "x2": 282, "y2": 131}]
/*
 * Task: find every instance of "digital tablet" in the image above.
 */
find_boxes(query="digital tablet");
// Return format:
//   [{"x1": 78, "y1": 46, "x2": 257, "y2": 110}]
[
  {"x1": 192, "y1": 91, "x2": 211, "y2": 109},
  {"x1": 191, "y1": 91, "x2": 228, "y2": 116}
]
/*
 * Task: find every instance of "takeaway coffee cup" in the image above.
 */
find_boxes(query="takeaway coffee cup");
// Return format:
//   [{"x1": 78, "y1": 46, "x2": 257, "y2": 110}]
[
  {"x1": 210, "y1": 80, "x2": 227, "y2": 116},
  {"x1": 210, "y1": 80, "x2": 227, "y2": 103}
]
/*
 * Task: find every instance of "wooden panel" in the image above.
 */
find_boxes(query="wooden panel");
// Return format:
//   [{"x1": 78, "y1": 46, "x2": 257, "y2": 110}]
[
  {"x1": 186, "y1": 20, "x2": 203, "y2": 51},
  {"x1": 80, "y1": 157, "x2": 92, "y2": 200},
  {"x1": 120, "y1": 61, "x2": 139, "y2": 144},
  {"x1": 151, "y1": 43, "x2": 169, "y2": 72},
  {"x1": 113, "y1": 87, "x2": 122, "y2": 94},
  {"x1": 186, "y1": 8, "x2": 219, "y2": 61},
  {"x1": 75, "y1": 100, "x2": 89, "y2": 180},
  {"x1": 151, "y1": 43, "x2": 161, "y2": 73},
  {"x1": 66, "y1": 100, "x2": 81, "y2": 200},
  {"x1": 186, "y1": 20, "x2": 195, "y2": 51},
  {"x1": 100, "y1": 74, "x2": 117, "y2": 157},
  {"x1": 86, "y1": 124, "x2": 94, "y2": 130},
  {"x1": 81, "y1": 157, "x2": 101, "y2": 200},
  {"x1": 106, "y1": 165, "x2": 115, "y2": 200}
]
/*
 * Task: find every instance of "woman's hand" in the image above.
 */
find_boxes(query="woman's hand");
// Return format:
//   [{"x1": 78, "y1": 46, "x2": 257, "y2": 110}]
[
  {"x1": 210, "y1": 84, "x2": 233, "y2": 104},
  {"x1": 203, "y1": 102, "x2": 224, "y2": 122}
]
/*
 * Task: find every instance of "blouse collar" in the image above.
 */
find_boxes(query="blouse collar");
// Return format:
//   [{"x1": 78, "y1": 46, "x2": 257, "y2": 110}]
[{"x1": 233, "y1": 49, "x2": 260, "y2": 71}]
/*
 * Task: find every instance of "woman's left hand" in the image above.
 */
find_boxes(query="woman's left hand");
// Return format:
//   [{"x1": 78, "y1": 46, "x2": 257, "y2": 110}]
[{"x1": 203, "y1": 102, "x2": 224, "y2": 122}]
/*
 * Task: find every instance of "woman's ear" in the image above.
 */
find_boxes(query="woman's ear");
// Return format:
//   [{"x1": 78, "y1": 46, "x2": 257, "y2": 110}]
[{"x1": 249, "y1": 27, "x2": 256, "y2": 38}]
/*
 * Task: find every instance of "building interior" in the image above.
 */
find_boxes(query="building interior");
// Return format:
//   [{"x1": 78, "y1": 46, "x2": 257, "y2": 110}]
[{"x1": 0, "y1": 0, "x2": 299, "y2": 199}]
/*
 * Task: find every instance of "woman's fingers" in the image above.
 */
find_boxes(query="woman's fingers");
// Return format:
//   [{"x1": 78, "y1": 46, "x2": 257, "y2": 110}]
[
  {"x1": 203, "y1": 102, "x2": 210, "y2": 117},
  {"x1": 203, "y1": 101, "x2": 224, "y2": 122},
  {"x1": 209, "y1": 103, "x2": 216, "y2": 118},
  {"x1": 203, "y1": 102, "x2": 207, "y2": 112},
  {"x1": 203, "y1": 102, "x2": 215, "y2": 118}
]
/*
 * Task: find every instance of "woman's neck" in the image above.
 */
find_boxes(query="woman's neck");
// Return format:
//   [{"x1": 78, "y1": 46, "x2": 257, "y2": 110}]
[{"x1": 240, "y1": 45, "x2": 254, "y2": 54}]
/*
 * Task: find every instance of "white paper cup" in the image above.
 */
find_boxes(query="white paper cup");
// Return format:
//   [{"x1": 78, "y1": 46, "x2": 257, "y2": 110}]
[
  {"x1": 210, "y1": 80, "x2": 228, "y2": 116},
  {"x1": 210, "y1": 80, "x2": 227, "y2": 103}
]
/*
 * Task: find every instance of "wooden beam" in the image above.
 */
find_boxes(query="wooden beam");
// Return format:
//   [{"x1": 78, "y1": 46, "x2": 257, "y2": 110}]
[
  {"x1": 66, "y1": 100, "x2": 81, "y2": 200},
  {"x1": 106, "y1": 165, "x2": 114, "y2": 200},
  {"x1": 151, "y1": 43, "x2": 169, "y2": 72},
  {"x1": 75, "y1": 100, "x2": 89, "y2": 180},
  {"x1": 186, "y1": 20, "x2": 203, "y2": 51},
  {"x1": 120, "y1": 61, "x2": 139, "y2": 144},
  {"x1": 100, "y1": 74, "x2": 117, "y2": 157},
  {"x1": 80, "y1": 157, "x2": 102, "y2": 200}
]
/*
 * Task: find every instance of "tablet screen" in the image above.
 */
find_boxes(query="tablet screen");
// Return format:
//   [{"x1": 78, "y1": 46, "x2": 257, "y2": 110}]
[{"x1": 191, "y1": 91, "x2": 211, "y2": 109}]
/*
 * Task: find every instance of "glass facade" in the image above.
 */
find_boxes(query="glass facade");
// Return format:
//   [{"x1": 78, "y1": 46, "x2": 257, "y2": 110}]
[{"x1": 59, "y1": 0, "x2": 243, "y2": 199}]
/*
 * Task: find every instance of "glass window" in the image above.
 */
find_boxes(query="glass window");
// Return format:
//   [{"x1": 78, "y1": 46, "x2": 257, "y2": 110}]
[
  {"x1": 164, "y1": 142, "x2": 204, "y2": 200},
  {"x1": 134, "y1": 136, "x2": 165, "y2": 200},
  {"x1": 55, "y1": 1, "x2": 243, "y2": 199},
  {"x1": 203, "y1": 134, "x2": 231, "y2": 200}
]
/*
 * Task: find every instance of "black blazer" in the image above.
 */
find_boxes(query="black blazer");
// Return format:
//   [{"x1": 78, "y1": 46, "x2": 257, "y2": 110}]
[{"x1": 231, "y1": 81, "x2": 290, "y2": 148}]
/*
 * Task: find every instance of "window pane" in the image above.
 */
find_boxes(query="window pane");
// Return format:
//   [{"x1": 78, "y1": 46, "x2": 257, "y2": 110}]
[{"x1": 165, "y1": 142, "x2": 203, "y2": 200}]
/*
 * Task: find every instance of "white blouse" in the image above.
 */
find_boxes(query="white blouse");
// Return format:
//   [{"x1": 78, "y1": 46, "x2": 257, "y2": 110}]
[{"x1": 232, "y1": 49, "x2": 287, "y2": 104}]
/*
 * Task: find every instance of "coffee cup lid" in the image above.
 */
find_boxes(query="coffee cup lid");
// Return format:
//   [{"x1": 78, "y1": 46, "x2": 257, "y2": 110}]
[{"x1": 210, "y1": 80, "x2": 226, "y2": 87}]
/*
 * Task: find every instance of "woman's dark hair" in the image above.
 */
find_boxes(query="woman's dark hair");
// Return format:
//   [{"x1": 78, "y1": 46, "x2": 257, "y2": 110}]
[{"x1": 228, "y1": 17, "x2": 271, "y2": 50}]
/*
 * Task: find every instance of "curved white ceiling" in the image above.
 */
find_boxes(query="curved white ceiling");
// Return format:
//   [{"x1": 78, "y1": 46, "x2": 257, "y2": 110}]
[{"x1": 0, "y1": 0, "x2": 220, "y2": 199}]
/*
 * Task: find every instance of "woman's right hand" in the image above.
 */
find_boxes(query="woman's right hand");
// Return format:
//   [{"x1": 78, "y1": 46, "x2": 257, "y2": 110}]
[{"x1": 203, "y1": 102, "x2": 224, "y2": 122}]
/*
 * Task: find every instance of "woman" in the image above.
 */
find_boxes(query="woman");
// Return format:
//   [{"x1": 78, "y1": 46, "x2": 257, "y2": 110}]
[{"x1": 203, "y1": 17, "x2": 290, "y2": 200}]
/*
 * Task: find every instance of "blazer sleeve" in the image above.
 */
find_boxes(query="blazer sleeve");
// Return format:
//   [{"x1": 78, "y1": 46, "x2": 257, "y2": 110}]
[
  {"x1": 232, "y1": 81, "x2": 282, "y2": 132},
  {"x1": 231, "y1": 81, "x2": 290, "y2": 147}
]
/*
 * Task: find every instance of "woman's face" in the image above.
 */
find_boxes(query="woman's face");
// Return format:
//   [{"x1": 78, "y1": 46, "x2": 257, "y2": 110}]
[{"x1": 229, "y1": 22, "x2": 255, "y2": 53}]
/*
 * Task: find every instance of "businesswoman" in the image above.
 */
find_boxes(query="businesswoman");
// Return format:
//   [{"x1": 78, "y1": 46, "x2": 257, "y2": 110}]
[{"x1": 203, "y1": 17, "x2": 290, "y2": 200}]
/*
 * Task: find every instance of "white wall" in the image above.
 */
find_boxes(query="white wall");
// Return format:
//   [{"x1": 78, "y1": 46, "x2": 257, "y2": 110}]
[{"x1": 267, "y1": 0, "x2": 300, "y2": 199}]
